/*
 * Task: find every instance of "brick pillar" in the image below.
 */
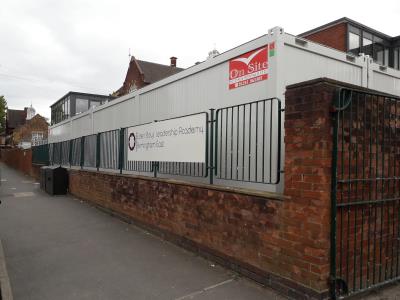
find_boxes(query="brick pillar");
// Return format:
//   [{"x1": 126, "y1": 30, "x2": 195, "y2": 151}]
[{"x1": 283, "y1": 79, "x2": 338, "y2": 294}]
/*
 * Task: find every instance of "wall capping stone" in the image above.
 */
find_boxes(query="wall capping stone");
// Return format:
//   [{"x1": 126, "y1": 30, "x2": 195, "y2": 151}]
[{"x1": 286, "y1": 77, "x2": 400, "y2": 99}]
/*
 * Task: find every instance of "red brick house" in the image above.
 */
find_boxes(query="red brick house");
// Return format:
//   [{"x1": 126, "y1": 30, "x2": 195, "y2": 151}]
[
  {"x1": 114, "y1": 56, "x2": 184, "y2": 97},
  {"x1": 299, "y1": 17, "x2": 400, "y2": 69},
  {"x1": 12, "y1": 114, "x2": 48, "y2": 147}
]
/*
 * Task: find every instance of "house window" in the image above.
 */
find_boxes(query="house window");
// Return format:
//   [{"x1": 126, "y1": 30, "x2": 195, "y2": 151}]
[
  {"x1": 349, "y1": 32, "x2": 360, "y2": 54},
  {"x1": 384, "y1": 49, "x2": 389, "y2": 66},
  {"x1": 374, "y1": 44, "x2": 384, "y2": 65},
  {"x1": 394, "y1": 48, "x2": 399, "y2": 70},
  {"x1": 362, "y1": 35, "x2": 373, "y2": 56},
  {"x1": 90, "y1": 100, "x2": 101, "y2": 109},
  {"x1": 32, "y1": 131, "x2": 44, "y2": 142},
  {"x1": 64, "y1": 96, "x2": 70, "y2": 118},
  {"x1": 51, "y1": 101, "x2": 63, "y2": 124},
  {"x1": 76, "y1": 98, "x2": 89, "y2": 114}
]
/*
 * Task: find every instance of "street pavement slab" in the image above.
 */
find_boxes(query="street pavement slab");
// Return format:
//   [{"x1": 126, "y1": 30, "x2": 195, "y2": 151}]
[{"x1": 0, "y1": 163, "x2": 285, "y2": 300}]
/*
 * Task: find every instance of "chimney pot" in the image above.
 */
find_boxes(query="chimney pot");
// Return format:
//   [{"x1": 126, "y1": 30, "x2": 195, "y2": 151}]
[{"x1": 170, "y1": 56, "x2": 177, "y2": 67}]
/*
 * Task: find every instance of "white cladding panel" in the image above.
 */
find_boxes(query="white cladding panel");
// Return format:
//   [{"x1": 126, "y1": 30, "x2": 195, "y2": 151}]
[
  {"x1": 282, "y1": 36, "x2": 366, "y2": 88},
  {"x1": 283, "y1": 46, "x2": 364, "y2": 86},
  {"x1": 93, "y1": 98, "x2": 136, "y2": 133},
  {"x1": 49, "y1": 30, "x2": 400, "y2": 143},
  {"x1": 137, "y1": 61, "x2": 277, "y2": 124},
  {"x1": 369, "y1": 65, "x2": 400, "y2": 96},
  {"x1": 71, "y1": 114, "x2": 92, "y2": 138},
  {"x1": 49, "y1": 121, "x2": 71, "y2": 143}
]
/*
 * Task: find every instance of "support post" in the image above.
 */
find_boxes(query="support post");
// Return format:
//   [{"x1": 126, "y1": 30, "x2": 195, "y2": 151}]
[
  {"x1": 119, "y1": 128, "x2": 125, "y2": 174},
  {"x1": 51, "y1": 143, "x2": 55, "y2": 166},
  {"x1": 69, "y1": 139, "x2": 72, "y2": 168},
  {"x1": 80, "y1": 136, "x2": 85, "y2": 169},
  {"x1": 153, "y1": 161, "x2": 159, "y2": 178},
  {"x1": 59, "y1": 142, "x2": 62, "y2": 167},
  {"x1": 96, "y1": 133, "x2": 101, "y2": 171},
  {"x1": 209, "y1": 108, "x2": 215, "y2": 185}
]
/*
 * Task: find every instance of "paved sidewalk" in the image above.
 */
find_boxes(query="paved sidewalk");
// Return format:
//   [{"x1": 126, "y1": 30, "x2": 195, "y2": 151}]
[{"x1": 0, "y1": 163, "x2": 285, "y2": 300}]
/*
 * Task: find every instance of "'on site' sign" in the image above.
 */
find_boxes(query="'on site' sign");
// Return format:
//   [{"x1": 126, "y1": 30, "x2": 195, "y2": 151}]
[
  {"x1": 127, "y1": 113, "x2": 207, "y2": 163},
  {"x1": 229, "y1": 45, "x2": 269, "y2": 90}
]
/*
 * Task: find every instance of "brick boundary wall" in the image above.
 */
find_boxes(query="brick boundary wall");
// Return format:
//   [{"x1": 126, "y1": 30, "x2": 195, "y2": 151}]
[
  {"x1": 0, "y1": 148, "x2": 43, "y2": 180},
  {"x1": 68, "y1": 79, "x2": 353, "y2": 300},
  {"x1": 69, "y1": 170, "x2": 328, "y2": 299},
  {"x1": 1, "y1": 79, "x2": 395, "y2": 298}
]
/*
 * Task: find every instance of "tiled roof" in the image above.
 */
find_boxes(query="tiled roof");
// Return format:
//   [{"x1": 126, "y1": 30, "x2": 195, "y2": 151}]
[
  {"x1": 6, "y1": 109, "x2": 26, "y2": 129},
  {"x1": 137, "y1": 60, "x2": 184, "y2": 84}
]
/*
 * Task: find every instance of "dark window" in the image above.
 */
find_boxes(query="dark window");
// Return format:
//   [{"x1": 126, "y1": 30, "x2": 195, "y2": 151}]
[
  {"x1": 362, "y1": 36, "x2": 373, "y2": 56},
  {"x1": 384, "y1": 49, "x2": 389, "y2": 66},
  {"x1": 394, "y1": 48, "x2": 399, "y2": 70},
  {"x1": 349, "y1": 32, "x2": 360, "y2": 54},
  {"x1": 76, "y1": 98, "x2": 89, "y2": 114},
  {"x1": 66, "y1": 97, "x2": 70, "y2": 117},
  {"x1": 373, "y1": 43, "x2": 384, "y2": 65},
  {"x1": 90, "y1": 100, "x2": 101, "y2": 109}
]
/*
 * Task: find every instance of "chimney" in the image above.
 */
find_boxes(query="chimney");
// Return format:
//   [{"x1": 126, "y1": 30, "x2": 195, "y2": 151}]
[{"x1": 170, "y1": 56, "x2": 177, "y2": 67}]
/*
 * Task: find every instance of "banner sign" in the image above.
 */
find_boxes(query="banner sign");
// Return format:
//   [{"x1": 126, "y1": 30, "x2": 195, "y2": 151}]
[
  {"x1": 229, "y1": 45, "x2": 269, "y2": 89},
  {"x1": 127, "y1": 113, "x2": 207, "y2": 163}
]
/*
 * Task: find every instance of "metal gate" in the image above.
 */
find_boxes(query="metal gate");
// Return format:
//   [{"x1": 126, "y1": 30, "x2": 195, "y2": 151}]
[{"x1": 331, "y1": 88, "x2": 400, "y2": 298}]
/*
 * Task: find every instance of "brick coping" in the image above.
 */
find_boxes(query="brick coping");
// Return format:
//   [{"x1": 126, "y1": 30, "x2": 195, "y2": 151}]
[
  {"x1": 286, "y1": 77, "x2": 400, "y2": 99},
  {"x1": 69, "y1": 168, "x2": 288, "y2": 201}
]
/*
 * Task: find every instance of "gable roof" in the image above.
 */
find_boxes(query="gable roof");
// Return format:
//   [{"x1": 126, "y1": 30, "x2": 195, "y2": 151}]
[
  {"x1": 6, "y1": 109, "x2": 26, "y2": 129},
  {"x1": 136, "y1": 60, "x2": 184, "y2": 84},
  {"x1": 26, "y1": 114, "x2": 49, "y2": 126},
  {"x1": 114, "y1": 56, "x2": 185, "y2": 97}
]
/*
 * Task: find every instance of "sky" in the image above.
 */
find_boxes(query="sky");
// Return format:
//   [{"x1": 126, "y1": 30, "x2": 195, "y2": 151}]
[{"x1": 1, "y1": 0, "x2": 399, "y2": 119}]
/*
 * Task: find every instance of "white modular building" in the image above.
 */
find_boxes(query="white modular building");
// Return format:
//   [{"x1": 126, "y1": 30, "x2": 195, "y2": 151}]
[{"x1": 48, "y1": 27, "x2": 400, "y2": 193}]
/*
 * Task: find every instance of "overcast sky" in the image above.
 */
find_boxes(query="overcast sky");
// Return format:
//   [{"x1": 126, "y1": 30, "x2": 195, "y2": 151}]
[{"x1": 1, "y1": 0, "x2": 399, "y2": 119}]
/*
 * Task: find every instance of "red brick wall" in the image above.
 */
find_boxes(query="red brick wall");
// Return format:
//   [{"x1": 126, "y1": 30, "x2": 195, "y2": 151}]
[
  {"x1": 68, "y1": 80, "x2": 342, "y2": 299},
  {"x1": 1, "y1": 148, "x2": 42, "y2": 180},
  {"x1": 13, "y1": 114, "x2": 48, "y2": 145},
  {"x1": 118, "y1": 58, "x2": 147, "y2": 96},
  {"x1": 69, "y1": 170, "x2": 329, "y2": 299},
  {"x1": 284, "y1": 80, "x2": 337, "y2": 293},
  {"x1": 303, "y1": 23, "x2": 347, "y2": 52}
]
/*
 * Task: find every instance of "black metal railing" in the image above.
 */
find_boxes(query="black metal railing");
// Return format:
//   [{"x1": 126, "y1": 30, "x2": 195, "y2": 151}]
[
  {"x1": 83, "y1": 134, "x2": 97, "y2": 168},
  {"x1": 70, "y1": 137, "x2": 81, "y2": 166},
  {"x1": 215, "y1": 98, "x2": 282, "y2": 184},
  {"x1": 52, "y1": 142, "x2": 62, "y2": 165},
  {"x1": 46, "y1": 99, "x2": 283, "y2": 185},
  {"x1": 61, "y1": 140, "x2": 70, "y2": 166},
  {"x1": 331, "y1": 88, "x2": 400, "y2": 299},
  {"x1": 99, "y1": 129, "x2": 119, "y2": 170}
]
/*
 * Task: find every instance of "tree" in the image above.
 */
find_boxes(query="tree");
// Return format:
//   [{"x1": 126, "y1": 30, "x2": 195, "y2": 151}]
[{"x1": 0, "y1": 95, "x2": 7, "y2": 133}]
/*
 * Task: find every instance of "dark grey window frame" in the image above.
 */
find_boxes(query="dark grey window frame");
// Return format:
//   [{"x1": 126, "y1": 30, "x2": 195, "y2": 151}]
[{"x1": 347, "y1": 23, "x2": 393, "y2": 67}]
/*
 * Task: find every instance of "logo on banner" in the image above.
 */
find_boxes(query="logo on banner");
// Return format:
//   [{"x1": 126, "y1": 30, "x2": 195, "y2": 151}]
[
  {"x1": 128, "y1": 132, "x2": 136, "y2": 151},
  {"x1": 229, "y1": 45, "x2": 269, "y2": 89}
]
